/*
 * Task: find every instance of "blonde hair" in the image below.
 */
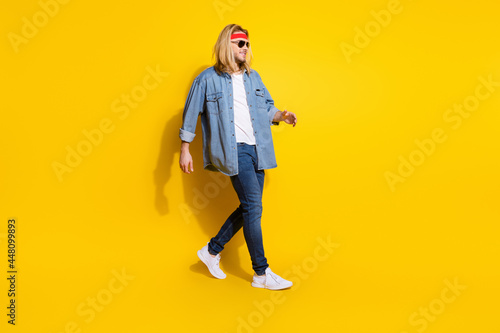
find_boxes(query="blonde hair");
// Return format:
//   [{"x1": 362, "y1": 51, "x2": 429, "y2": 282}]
[{"x1": 212, "y1": 24, "x2": 253, "y2": 76}]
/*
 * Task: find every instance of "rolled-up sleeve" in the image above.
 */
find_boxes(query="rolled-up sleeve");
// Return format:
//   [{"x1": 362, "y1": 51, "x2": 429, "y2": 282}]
[
  {"x1": 262, "y1": 82, "x2": 280, "y2": 126},
  {"x1": 264, "y1": 88, "x2": 279, "y2": 125},
  {"x1": 179, "y1": 77, "x2": 206, "y2": 142}
]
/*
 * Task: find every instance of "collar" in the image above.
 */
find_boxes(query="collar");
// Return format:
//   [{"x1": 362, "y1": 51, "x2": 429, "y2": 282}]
[{"x1": 225, "y1": 68, "x2": 247, "y2": 77}]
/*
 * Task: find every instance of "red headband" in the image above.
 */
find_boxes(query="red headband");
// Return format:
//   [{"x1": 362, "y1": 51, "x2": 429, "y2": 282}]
[{"x1": 231, "y1": 33, "x2": 248, "y2": 40}]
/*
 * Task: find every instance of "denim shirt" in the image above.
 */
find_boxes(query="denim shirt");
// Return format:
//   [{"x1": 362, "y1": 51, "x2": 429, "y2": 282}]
[{"x1": 179, "y1": 66, "x2": 280, "y2": 176}]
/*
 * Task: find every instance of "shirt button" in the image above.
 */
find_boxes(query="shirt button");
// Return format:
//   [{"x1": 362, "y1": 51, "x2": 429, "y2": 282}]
[
  {"x1": 229, "y1": 94, "x2": 232, "y2": 96},
  {"x1": 247, "y1": 92, "x2": 249, "y2": 94},
  {"x1": 229, "y1": 82, "x2": 231, "y2": 84},
  {"x1": 230, "y1": 107, "x2": 232, "y2": 109},
  {"x1": 250, "y1": 105, "x2": 252, "y2": 107}
]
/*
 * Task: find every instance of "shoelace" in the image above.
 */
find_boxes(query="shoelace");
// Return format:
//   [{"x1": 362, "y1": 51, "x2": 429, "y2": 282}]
[
  {"x1": 267, "y1": 271, "x2": 280, "y2": 284},
  {"x1": 214, "y1": 255, "x2": 221, "y2": 267}
]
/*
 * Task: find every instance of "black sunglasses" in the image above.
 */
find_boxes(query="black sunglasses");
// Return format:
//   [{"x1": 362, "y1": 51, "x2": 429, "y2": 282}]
[{"x1": 232, "y1": 40, "x2": 250, "y2": 48}]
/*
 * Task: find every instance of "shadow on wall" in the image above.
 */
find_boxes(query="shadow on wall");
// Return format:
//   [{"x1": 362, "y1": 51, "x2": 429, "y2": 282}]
[{"x1": 153, "y1": 66, "x2": 272, "y2": 282}]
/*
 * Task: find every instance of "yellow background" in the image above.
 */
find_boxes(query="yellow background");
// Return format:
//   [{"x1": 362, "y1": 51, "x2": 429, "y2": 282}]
[{"x1": 1, "y1": 0, "x2": 499, "y2": 332}]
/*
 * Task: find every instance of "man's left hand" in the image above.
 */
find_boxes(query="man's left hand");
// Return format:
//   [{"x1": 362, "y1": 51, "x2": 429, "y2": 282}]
[{"x1": 281, "y1": 110, "x2": 297, "y2": 127}]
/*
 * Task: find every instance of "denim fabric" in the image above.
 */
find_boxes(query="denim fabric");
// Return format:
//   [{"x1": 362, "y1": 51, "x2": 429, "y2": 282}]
[
  {"x1": 208, "y1": 143, "x2": 269, "y2": 275},
  {"x1": 179, "y1": 66, "x2": 280, "y2": 176}
]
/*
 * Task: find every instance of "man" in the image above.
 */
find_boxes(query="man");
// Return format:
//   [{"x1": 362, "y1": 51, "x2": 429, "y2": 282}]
[{"x1": 179, "y1": 24, "x2": 297, "y2": 290}]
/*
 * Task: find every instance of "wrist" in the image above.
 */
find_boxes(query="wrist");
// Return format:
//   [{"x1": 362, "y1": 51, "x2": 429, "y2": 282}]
[
  {"x1": 273, "y1": 111, "x2": 284, "y2": 123},
  {"x1": 181, "y1": 141, "x2": 190, "y2": 152}
]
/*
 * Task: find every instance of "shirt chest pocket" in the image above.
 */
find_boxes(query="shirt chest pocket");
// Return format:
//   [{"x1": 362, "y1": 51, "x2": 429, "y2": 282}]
[
  {"x1": 206, "y1": 91, "x2": 223, "y2": 115},
  {"x1": 255, "y1": 89, "x2": 266, "y2": 109}
]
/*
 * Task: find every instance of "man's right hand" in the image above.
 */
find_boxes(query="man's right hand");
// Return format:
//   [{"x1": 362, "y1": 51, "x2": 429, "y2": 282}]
[{"x1": 179, "y1": 141, "x2": 194, "y2": 173}]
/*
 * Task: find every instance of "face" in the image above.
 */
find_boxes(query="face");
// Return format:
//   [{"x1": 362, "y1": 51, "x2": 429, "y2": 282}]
[{"x1": 231, "y1": 32, "x2": 249, "y2": 64}]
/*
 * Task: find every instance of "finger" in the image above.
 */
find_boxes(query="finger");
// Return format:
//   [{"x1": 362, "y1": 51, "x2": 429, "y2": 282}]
[
  {"x1": 189, "y1": 160, "x2": 194, "y2": 173},
  {"x1": 182, "y1": 163, "x2": 190, "y2": 174}
]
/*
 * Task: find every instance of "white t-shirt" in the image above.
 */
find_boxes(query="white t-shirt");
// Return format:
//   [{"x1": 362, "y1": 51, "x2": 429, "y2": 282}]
[{"x1": 231, "y1": 71, "x2": 256, "y2": 145}]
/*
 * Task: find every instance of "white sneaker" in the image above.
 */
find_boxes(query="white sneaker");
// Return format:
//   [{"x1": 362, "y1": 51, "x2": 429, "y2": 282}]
[
  {"x1": 197, "y1": 243, "x2": 226, "y2": 279},
  {"x1": 251, "y1": 267, "x2": 293, "y2": 290}
]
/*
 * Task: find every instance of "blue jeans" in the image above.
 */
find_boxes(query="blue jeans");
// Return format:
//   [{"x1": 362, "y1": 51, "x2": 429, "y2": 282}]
[{"x1": 208, "y1": 142, "x2": 269, "y2": 275}]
